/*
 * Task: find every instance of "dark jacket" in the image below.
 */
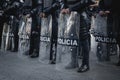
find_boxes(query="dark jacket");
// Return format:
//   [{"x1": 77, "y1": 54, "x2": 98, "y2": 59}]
[
  {"x1": 62, "y1": 0, "x2": 95, "y2": 40},
  {"x1": 23, "y1": 0, "x2": 42, "y2": 15},
  {"x1": 62, "y1": 0, "x2": 95, "y2": 13},
  {"x1": 99, "y1": 0, "x2": 120, "y2": 14},
  {"x1": 43, "y1": 0, "x2": 61, "y2": 17}
]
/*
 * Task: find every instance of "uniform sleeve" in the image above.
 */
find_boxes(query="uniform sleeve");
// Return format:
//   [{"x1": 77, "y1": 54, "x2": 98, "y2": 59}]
[
  {"x1": 69, "y1": 0, "x2": 95, "y2": 12},
  {"x1": 31, "y1": 0, "x2": 42, "y2": 15},
  {"x1": 43, "y1": 0, "x2": 60, "y2": 16}
]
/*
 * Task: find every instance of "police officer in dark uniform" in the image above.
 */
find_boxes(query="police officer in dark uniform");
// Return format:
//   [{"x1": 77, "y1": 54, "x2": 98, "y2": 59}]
[
  {"x1": 0, "y1": 0, "x2": 9, "y2": 48},
  {"x1": 40, "y1": 0, "x2": 62, "y2": 63},
  {"x1": 23, "y1": 0, "x2": 42, "y2": 58},
  {"x1": 99, "y1": 0, "x2": 120, "y2": 66},
  {"x1": 11, "y1": 0, "x2": 24, "y2": 52},
  {"x1": 99, "y1": 0, "x2": 114, "y2": 61},
  {"x1": 61, "y1": 0, "x2": 95, "y2": 72},
  {"x1": 0, "y1": 0, "x2": 4, "y2": 48},
  {"x1": 0, "y1": 0, "x2": 23, "y2": 50}
]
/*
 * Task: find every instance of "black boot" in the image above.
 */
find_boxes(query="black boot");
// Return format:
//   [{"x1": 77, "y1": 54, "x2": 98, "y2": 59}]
[
  {"x1": 77, "y1": 65, "x2": 89, "y2": 73},
  {"x1": 30, "y1": 53, "x2": 39, "y2": 58},
  {"x1": 49, "y1": 60, "x2": 56, "y2": 64},
  {"x1": 30, "y1": 50, "x2": 39, "y2": 58}
]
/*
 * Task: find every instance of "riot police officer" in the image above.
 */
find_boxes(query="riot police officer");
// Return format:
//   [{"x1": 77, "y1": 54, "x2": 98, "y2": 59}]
[
  {"x1": 61, "y1": 0, "x2": 95, "y2": 72},
  {"x1": 0, "y1": 0, "x2": 4, "y2": 48},
  {"x1": 112, "y1": 0, "x2": 120, "y2": 66},
  {"x1": 23, "y1": 0, "x2": 42, "y2": 58},
  {"x1": 99, "y1": 0, "x2": 120, "y2": 66},
  {"x1": 0, "y1": 0, "x2": 8, "y2": 48},
  {"x1": 0, "y1": 0, "x2": 23, "y2": 50},
  {"x1": 40, "y1": 0, "x2": 62, "y2": 63}
]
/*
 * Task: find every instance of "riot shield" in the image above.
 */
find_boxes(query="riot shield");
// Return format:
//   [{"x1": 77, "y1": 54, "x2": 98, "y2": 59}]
[
  {"x1": 56, "y1": 12, "x2": 80, "y2": 70},
  {"x1": 1, "y1": 23, "x2": 9, "y2": 51},
  {"x1": 18, "y1": 15, "x2": 32, "y2": 57},
  {"x1": 91, "y1": 14, "x2": 117, "y2": 61},
  {"x1": 39, "y1": 16, "x2": 52, "y2": 64},
  {"x1": 1, "y1": 16, "x2": 15, "y2": 51}
]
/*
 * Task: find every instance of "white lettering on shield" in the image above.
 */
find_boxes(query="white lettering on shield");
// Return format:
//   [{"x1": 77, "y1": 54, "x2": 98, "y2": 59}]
[
  {"x1": 58, "y1": 38, "x2": 78, "y2": 46},
  {"x1": 40, "y1": 36, "x2": 50, "y2": 42},
  {"x1": 95, "y1": 36, "x2": 116, "y2": 43}
]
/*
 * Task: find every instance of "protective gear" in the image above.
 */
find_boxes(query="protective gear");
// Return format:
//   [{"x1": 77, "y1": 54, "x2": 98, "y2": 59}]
[
  {"x1": 77, "y1": 64, "x2": 89, "y2": 72},
  {"x1": 0, "y1": 0, "x2": 23, "y2": 51},
  {"x1": 23, "y1": 0, "x2": 42, "y2": 58},
  {"x1": 59, "y1": 0, "x2": 94, "y2": 70},
  {"x1": 42, "y1": 0, "x2": 62, "y2": 63},
  {"x1": 91, "y1": 0, "x2": 118, "y2": 61},
  {"x1": 39, "y1": 16, "x2": 52, "y2": 64},
  {"x1": 0, "y1": 0, "x2": 4, "y2": 48},
  {"x1": 43, "y1": 0, "x2": 53, "y2": 8},
  {"x1": 56, "y1": 12, "x2": 80, "y2": 70}
]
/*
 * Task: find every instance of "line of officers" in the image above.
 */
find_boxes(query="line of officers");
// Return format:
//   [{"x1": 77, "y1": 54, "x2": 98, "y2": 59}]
[{"x1": 0, "y1": 0, "x2": 120, "y2": 73}]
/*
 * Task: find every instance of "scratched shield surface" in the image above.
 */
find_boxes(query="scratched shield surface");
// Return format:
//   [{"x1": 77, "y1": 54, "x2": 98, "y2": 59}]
[
  {"x1": 39, "y1": 16, "x2": 52, "y2": 64},
  {"x1": 1, "y1": 23, "x2": 10, "y2": 51},
  {"x1": 56, "y1": 12, "x2": 80, "y2": 70},
  {"x1": 91, "y1": 14, "x2": 117, "y2": 61},
  {"x1": 1, "y1": 16, "x2": 15, "y2": 51},
  {"x1": 18, "y1": 16, "x2": 32, "y2": 57}
]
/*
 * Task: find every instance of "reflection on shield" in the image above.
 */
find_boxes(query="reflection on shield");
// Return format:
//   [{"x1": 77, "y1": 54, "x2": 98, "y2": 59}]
[
  {"x1": 1, "y1": 16, "x2": 16, "y2": 51},
  {"x1": 39, "y1": 16, "x2": 52, "y2": 64},
  {"x1": 1, "y1": 23, "x2": 9, "y2": 50},
  {"x1": 18, "y1": 16, "x2": 32, "y2": 56},
  {"x1": 56, "y1": 12, "x2": 80, "y2": 70},
  {"x1": 91, "y1": 14, "x2": 117, "y2": 61}
]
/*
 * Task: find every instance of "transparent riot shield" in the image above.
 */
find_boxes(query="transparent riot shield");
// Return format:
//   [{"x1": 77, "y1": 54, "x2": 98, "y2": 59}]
[
  {"x1": 39, "y1": 16, "x2": 52, "y2": 64},
  {"x1": 56, "y1": 12, "x2": 80, "y2": 70},
  {"x1": 18, "y1": 15, "x2": 32, "y2": 57},
  {"x1": 1, "y1": 23, "x2": 9, "y2": 51},
  {"x1": 1, "y1": 16, "x2": 15, "y2": 51},
  {"x1": 91, "y1": 14, "x2": 117, "y2": 61}
]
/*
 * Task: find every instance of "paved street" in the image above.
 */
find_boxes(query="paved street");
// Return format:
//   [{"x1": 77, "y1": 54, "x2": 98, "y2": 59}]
[
  {"x1": 0, "y1": 36, "x2": 120, "y2": 80},
  {"x1": 0, "y1": 48, "x2": 120, "y2": 80}
]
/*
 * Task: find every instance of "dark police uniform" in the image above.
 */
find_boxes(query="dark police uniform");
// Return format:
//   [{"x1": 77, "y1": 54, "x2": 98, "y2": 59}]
[
  {"x1": 0, "y1": 0, "x2": 4, "y2": 48},
  {"x1": 42, "y1": 0, "x2": 62, "y2": 63},
  {"x1": 99, "y1": 0, "x2": 120, "y2": 66},
  {"x1": 62, "y1": 0, "x2": 95, "y2": 72},
  {"x1": 24, "y1": 0, "x2": 42, "y2": 58},
  {"x1": 0, "y1": 0, "x2": 23, "y2": 50}
]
